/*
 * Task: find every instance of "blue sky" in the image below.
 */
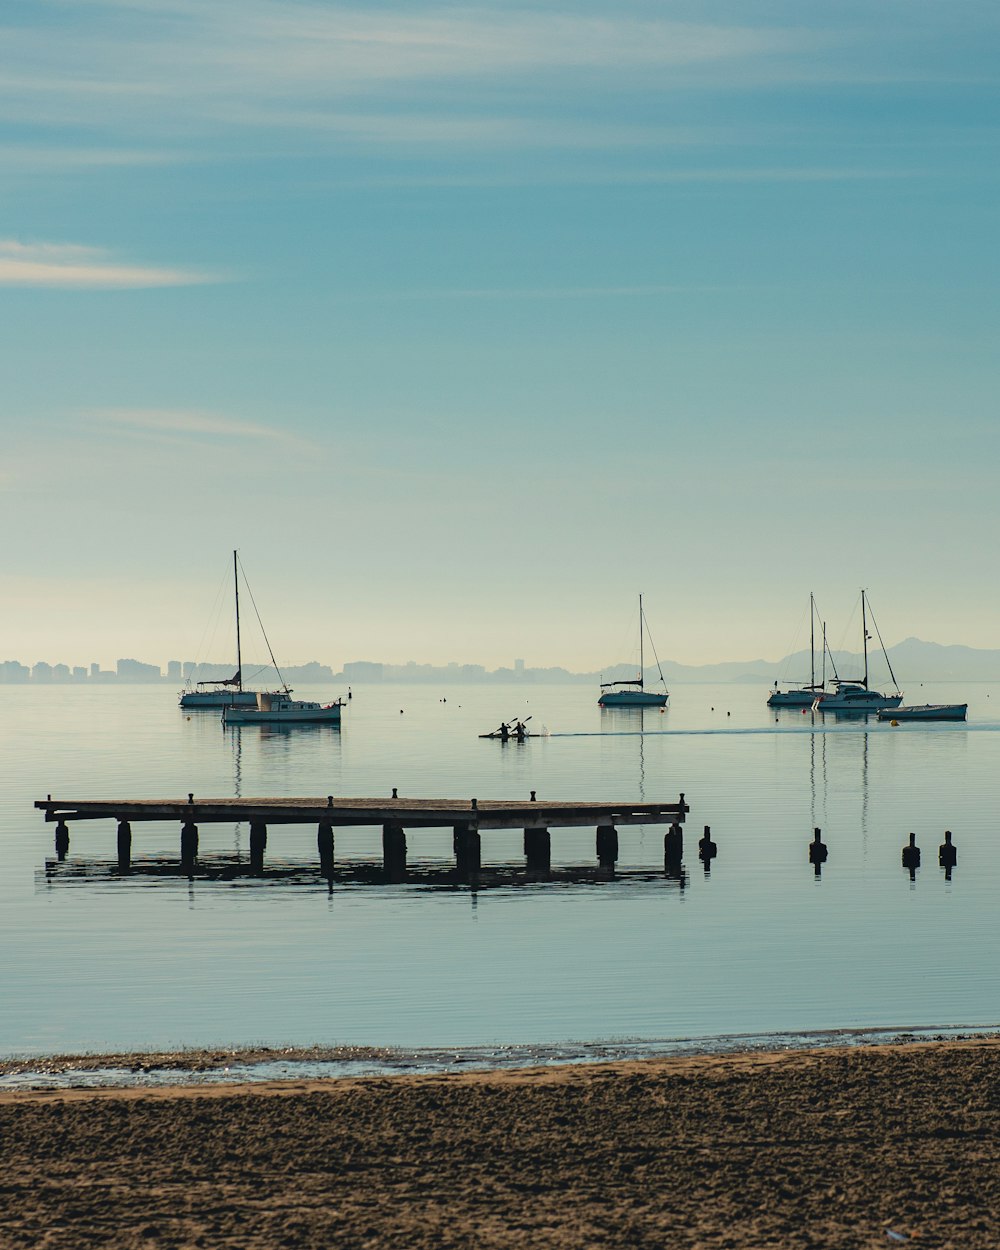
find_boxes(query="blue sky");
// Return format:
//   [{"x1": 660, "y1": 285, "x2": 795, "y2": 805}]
[{"x1": 2, "y1": 0, "x2": 998, "y2": 669}]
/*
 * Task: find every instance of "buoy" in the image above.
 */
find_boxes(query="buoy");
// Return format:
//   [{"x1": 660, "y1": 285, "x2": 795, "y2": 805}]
[{"x1": 890, "y1": 719, "x2": 899, "y2": 726}]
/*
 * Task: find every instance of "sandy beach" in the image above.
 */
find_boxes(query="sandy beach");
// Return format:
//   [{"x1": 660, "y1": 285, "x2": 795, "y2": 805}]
[{"x1": 1, "y1": 1037, "x2": 997, "y2": 1248}]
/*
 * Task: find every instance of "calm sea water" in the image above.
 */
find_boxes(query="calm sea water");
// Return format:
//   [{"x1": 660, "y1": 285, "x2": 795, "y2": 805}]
[{"x1": 2, "y1": 680, "x2": 999, "y2": 1058}]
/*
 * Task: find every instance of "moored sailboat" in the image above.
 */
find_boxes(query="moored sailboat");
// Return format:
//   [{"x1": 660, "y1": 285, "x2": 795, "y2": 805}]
[
  {"x1": 220, "y1": 559, "x2": 343, "y2": 726},
  {"x1": 598, "y1": 595, "x2": 669, "y2": 708},
  {"x1": 179, "y1": 551, "x2": 277, "y2": 709},
  {"x1": 767, "y1": 594, "x2": 834, "y2": 707},
  {"x1": 813, "y1": 590, "x2": 902, "y2": 713}
]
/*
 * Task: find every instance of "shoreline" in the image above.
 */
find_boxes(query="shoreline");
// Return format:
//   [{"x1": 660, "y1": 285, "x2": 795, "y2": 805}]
[
  {"x1": 4, "y1": 1037, "x2": 999, "y2": 1246},
  {"x1": 3, "y1": 1024, "x2": 997, "y2": 1088}
]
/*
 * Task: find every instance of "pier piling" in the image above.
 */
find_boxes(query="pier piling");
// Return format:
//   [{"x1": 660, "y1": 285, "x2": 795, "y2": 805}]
[
  {"x1": 524, "y1": 827, "x2": 551, "y2": 873},
  {"x1": 382, "y1": 822, "x2": 407, "y2": 881},
  {"x1": 249, "y1": 821, "x2": 267, "y2": 873},
  {"x1": 596, "y1": 825, "x2": 618, "y2": 870},
  {"x1": 55, "y1": 821, "x2": 70, "y2": 861},
  {"x1": 116, "y1": 820, "x2": 132, "y2": 869},
  {"x1": 453, "y1": 823, "x2": 481, "y2": 876},
  {"x1": 317, "y1": 822, "x2": 334, "y2": 874},
  {"x1": 664, "y1": 823, "x2": 684, "y2": 873},
  {"x1": 181, "y1": 821, "x2": 199, "y2": 868}
]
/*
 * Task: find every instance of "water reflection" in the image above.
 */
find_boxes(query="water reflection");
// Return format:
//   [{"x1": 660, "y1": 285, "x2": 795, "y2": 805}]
[{"x1": 39, "y1": 856, "x2": 693, "y2": 893}]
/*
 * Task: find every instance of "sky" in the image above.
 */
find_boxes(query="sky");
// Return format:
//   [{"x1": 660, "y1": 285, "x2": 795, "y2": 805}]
[{"x1": 2, "y1": 0, "x2": 998, "y2": 670}]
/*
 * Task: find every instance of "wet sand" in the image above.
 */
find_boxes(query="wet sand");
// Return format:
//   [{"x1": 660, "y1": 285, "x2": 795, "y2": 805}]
[{"x1": 2, "y1": 1038, "x2": 998, "y2": 1248}]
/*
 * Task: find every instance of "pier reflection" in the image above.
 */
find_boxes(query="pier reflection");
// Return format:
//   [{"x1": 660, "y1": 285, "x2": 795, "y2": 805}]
[{"x1": 39, "y1": 857, "x2": 692, "y2": 893}]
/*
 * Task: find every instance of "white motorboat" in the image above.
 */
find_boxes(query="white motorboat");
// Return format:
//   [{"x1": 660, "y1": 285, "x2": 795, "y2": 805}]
[
  {"x1": 598, "y1": 594, "x2": 669, "y2": 708},
  {"x1": 813, "y1": 590, "x2": 902, "y2": 714},
  {"x1": 877, "y1": 704, "x2": 968, "y2": 723},
  {"x1": 179, "y1": 551, "x2": 280, "y2": 710},
  {"x1": 224, "y1": 692, "x2": 343, "y2": 725}
]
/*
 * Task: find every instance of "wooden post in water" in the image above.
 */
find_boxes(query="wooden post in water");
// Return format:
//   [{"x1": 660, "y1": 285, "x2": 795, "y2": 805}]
[
  {"x1": 664, "y1": 822, "x2": 683, "y2": 873},
  {"x1": 453, "y1": 823, "x2": 480, "y2": 876},
  {"x1": 317, "y1": 821, "x2": 334, "y2": 876},
  {"x1": 524, "y1": 827, "x2": 550, "y2": 873},
  {"x1": 116, "y1": 820, "x2": 132, "y2": 870},
  {"x1": 181, "y1": 821, "x2": 199, "y2": 868},
  {"x1": 382, "y1": 822, "x2": 407, "y2": 882},
  {"x1": 55, "y1": 821, "x2": 70, "y2": 861},
  {"x1": 596, "y1": 824, "x2": 618, "y2": 870},
  {"x1": 249, "y1": 821, "x2": 267, "y2": 873}
]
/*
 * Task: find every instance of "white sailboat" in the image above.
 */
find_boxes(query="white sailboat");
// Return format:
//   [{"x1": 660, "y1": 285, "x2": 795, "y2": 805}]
[
  {"x1": 767, "y1": 594, "x2": 832, "y2": 708},
  {"x1": 598, "y1": 595, "x2": 669, "y2": 708},
  {"x1": 220, "y1": 558, "x2": 343, "y2": 727},
  {"x1": 178, "y1": 551, "x2": 274, "y2": 709},
  {"x1": 813, "y1": 590, "x2": 902, "y2": 713}
]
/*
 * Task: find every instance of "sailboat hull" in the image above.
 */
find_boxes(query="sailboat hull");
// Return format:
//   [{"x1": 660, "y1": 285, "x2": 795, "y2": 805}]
[
  {"x1": 598, "y1": 691, "x2": 668, "y2": 708},
  {"x1": 767, "y1": 688, "x2": 821, "y2": 708},
  {"x1": 814, "y1": 688, "x2": 902, "y2": 712},
  {"x1": 225, "y1": 701, "x2": 343, "y2": 725},
  {"x1": 179, "y1": 690, "x2": 260, "y2": 708}
]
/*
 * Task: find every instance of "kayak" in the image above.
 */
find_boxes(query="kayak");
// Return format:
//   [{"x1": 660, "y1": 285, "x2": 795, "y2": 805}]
[{"x1": 479, "y1": 732, "x2": 538, "y2": 739}]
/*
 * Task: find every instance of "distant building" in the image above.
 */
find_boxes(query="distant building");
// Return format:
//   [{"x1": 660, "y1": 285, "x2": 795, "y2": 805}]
[
  {"x1": 72, "y1": 667, "x2": 87, "y2": 681},
  {"x1": 32, "y1": 661, "x2": 53, "y2": 682},
  {"x1": 52, "y1": 664, "x2": 71, "y2": 682},
  {"x1": 166, "y1": 660, "x2": 182, "y2": 682},
  {"x1": 0, "y1": 660, "x2": 29, "y2": 683},
  {"x1": 183, "y1": 661, "x2": 196, "y2": 680},
  {"x1": 117, "y1": 658, "x2": 162, "y2": 682},
  {"x1": 91, "y1": 663, "x2": 100, "y2": 679},
  {"x1": 343, "y1": 661, "x2": 384, "y2": 682},
  {"x1": 514, "y1": 658, "x2": 525, "y2": 674}
]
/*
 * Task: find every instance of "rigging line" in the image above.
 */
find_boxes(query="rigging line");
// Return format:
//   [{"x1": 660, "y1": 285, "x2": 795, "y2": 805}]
[
  {"x1": 865, "y1": 594, "x2": 900, "y2": 691},
  {"x1": 236, "y1": 554, "x2": 289, "y2": 693},
  {"x1": 642, "y1": 607, "x2": 667, "y2": 688}
]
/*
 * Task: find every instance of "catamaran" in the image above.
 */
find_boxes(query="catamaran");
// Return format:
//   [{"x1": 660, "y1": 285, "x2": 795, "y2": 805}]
[
  {"x1": 767, "y1": 594, "x2": 833, "y2": 708},
  {"x1": 598, "y1": 594, "x2": 669, "y2": 708},
  {"x1": 813, "y1": 590, "x2": 903, "y2": 713},
  {"x1": 178, "y1": 551, "x2": 275, "y2": 709}
]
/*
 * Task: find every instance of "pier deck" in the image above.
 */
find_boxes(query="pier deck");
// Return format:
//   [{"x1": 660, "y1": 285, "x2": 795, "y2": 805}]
[{"x1": 35, "y1": 794, "x2": 689, "y2": 878}]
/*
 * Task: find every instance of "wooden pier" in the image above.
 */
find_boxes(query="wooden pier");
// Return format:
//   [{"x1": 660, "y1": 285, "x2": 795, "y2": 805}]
[{"x1": 36, "y1": 793, "x2": 688, "y2": 878}]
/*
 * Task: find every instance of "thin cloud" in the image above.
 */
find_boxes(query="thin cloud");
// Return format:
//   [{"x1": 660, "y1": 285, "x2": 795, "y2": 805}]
[
  {"x1": 0, "y1": 146, "x2": 190, "y2": 170},
  {"x1": 0, "y1": 240, "x2": 217, "y2": 289},
  {"x1": 93, "y1": 408, "x2": 287, "y2": 440},
  {"x1": 354, "y1": 284, "x2": 728, "y2": 303},
  {"x1": 0, "y1": 3, "x2": 825, "y2": 140}
]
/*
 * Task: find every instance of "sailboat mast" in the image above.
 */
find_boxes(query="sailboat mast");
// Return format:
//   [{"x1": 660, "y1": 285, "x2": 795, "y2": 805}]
[
  {"x1": 809, "y1": 592, "x2": 816, "y2": 689},
  {"x1": 639, "y1": 594, "x2": 644, "y2": 690},
  {"x1": 822, "y1": 621, "x2": 827, "y2": 688},
  {"x1": 861, "y1": 589, "x2": 869, "y2": 689},
  {"x1": 233, "y1": 549, "x2": 243, "y2": 693}
]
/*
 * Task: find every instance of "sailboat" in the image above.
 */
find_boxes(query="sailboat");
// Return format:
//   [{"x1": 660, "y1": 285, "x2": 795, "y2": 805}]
[
  {"x1": 178, "y1": 551, "x2": 272, "y2": 709},
  {"x1": 813, "y1": 590, "x2": 903, "y2": 713},
  {"x1": 221, "y1": 558, "x2": 343, "y2": 726},
  {"x1": 767, "y1": 594, "x2": 831, "y2": 708},
  {"x1": 598, "y1": 595, "x2": 669, "y2": 708}
]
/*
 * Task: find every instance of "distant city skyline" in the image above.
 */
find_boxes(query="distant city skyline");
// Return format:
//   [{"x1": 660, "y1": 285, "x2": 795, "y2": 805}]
[
  {"x1": 6, "y1": 634, "x2": 1000, "y2": 686},
  {"x1": 2, "y1": 2, "x2": 996, "y2": 662}
]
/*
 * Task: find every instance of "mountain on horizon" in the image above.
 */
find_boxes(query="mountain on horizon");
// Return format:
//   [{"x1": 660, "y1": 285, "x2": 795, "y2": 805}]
[{"x1": 622, "y1": 636, "x2": 1000, "y2": 684}]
